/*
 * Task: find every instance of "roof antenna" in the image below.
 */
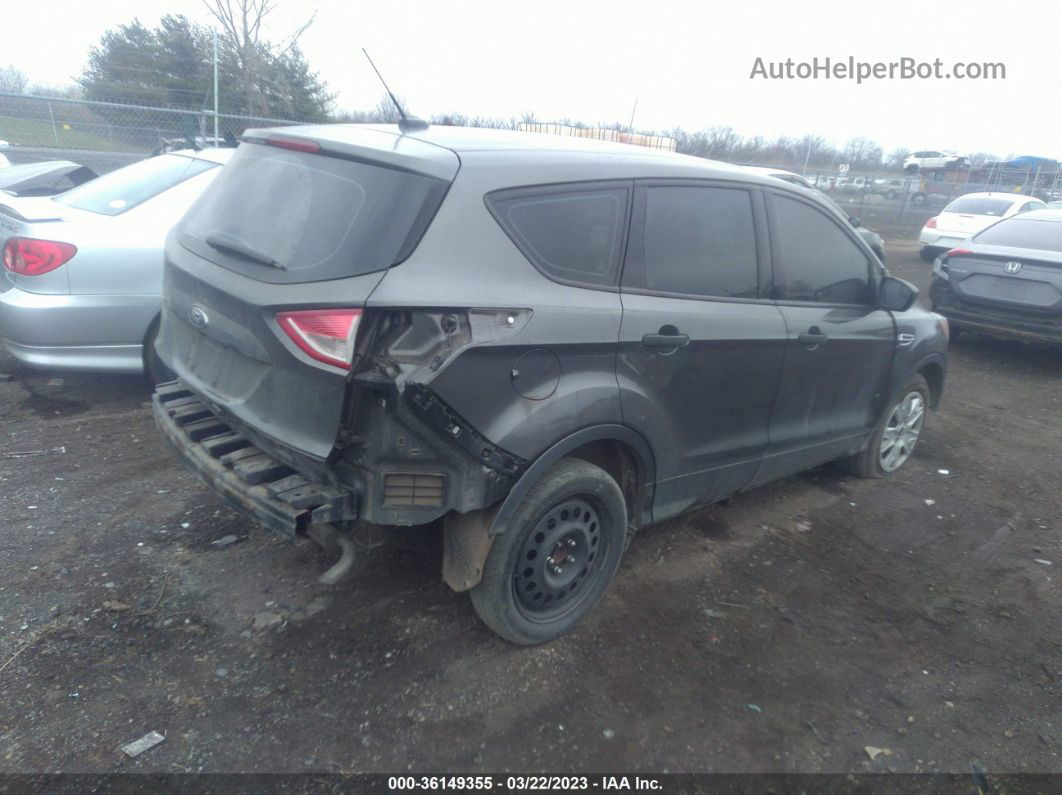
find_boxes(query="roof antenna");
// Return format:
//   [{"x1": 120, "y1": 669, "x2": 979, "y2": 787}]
[{"x1": 362, "y1": 48, "x2": 429, "y2": 133}]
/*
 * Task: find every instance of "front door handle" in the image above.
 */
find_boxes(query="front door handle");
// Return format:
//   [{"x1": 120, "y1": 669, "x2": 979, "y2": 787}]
[
  {"x1": 641, "y1": 332, "x2": 690, "y2": 349},
  {"x1": 798, "y1": 327, "x2": 829, "y2": 347}
]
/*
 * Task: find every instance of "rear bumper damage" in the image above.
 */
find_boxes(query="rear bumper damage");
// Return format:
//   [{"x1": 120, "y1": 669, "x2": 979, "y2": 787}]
[
  {"x1": 152, "y1": 381, "x2": 358, "y2": 540},
  {"x1": 931, "y1": 283, "x2": 1062, "y2": 346}
]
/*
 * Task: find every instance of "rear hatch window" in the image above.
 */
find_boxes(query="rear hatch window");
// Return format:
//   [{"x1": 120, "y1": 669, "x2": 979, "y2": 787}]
[
  {"x1": 944, "y1": 197, "x2": 1013, "y2": 216},
  {"x1": 974, "y1": 219, "x2": 1062, "y2": 253},
  {"x1": 178, "y1": 142, "x2": 448, "y2": 284},
  {"x1": 55, "y1": 154, "x2": 215, "y2": 215}
]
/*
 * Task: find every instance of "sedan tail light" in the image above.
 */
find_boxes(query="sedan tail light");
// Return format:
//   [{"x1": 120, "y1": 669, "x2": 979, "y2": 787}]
[
  {"x1": 925, "y1": 216, "x2": 939, "y2": 229},
  {"x1": 276, "y1": 309, "x2": 362, "y2": 369},
  {"x1": 2, "y1": 237, "x2": 78, "y2": 275}
]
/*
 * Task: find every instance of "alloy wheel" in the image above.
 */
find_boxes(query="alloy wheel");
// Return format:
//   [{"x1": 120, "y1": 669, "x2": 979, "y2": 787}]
[{"x1": 879, "y1": 391, "x2": 926, "y2": 472}]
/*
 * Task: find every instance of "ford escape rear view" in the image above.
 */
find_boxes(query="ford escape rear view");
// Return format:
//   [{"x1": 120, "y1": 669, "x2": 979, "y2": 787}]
[{"x1": 153, "y1": 124, "x2": 948, "y2": 645}]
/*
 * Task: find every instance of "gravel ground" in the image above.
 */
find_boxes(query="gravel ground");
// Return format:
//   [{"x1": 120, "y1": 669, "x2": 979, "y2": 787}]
[{"x1": 0, "y1": 234, "x2": 1059, "y2": 776}]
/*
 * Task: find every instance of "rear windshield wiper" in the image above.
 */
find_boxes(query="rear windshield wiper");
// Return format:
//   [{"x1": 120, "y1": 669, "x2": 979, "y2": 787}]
[{"x1": 205, "y1": 233, "x2": 286, "y2": 270}]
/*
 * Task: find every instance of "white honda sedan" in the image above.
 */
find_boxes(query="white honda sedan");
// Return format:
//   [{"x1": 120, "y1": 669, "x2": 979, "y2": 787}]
[{"x1": 919, "y1": 192, "x2": 1047, "y2": 261}]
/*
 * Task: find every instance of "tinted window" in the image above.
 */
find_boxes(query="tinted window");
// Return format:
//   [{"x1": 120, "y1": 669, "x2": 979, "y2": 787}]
[
  {"x1": 489, "y1": 186, "x2": 627, "y2": 286},
  {"x1": 974, "y1": 218, "x2": 1062, "y2": 252},
  {"x1": 57, "y1": 154, "x2": 215, "y2": 216},
  {"x1": 180, "y1": 143, "x2": 448, "y2": 284},
  {"x1": 773, "y1": 195, "x2": 872, "y2": 304},
  {"x1": 944, "y1": 197, "x2": 1014, "y2": 216},
  {"x1": 637, "y1": 186, "x2": 758, "y2": 298}
]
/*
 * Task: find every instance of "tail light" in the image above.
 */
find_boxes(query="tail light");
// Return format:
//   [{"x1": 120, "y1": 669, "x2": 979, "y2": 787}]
[
  {"x1": 276, "y1": 309, "x2": 362, "y2": 369},
  {"x1": 265, "y1": 136, "x2": 321, "y2": 154},
  {"x1": 3, "y1": 237, "x2": 78, "y2": 275},
  {"x1": 945, "y1": 247, "x2": 972, "y2": 258},
  {"x1": 925, "y1": 217, "x2": 939, "y2": 229}
]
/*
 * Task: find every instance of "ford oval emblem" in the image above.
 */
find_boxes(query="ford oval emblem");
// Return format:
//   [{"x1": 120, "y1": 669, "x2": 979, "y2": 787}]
[{"x1": 187, "y1": 306, "x2": 209, "y2": 330}]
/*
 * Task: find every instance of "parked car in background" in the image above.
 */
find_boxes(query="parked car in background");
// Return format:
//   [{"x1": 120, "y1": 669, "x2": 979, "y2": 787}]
[
  {"x1": 930, "y1": 208, "x2": 1062, "y2": 345},
  {"x1": 919, "y1": 193, "x2": 1047, "y2": 261},
  {"x1": 152, "y1": 135, "x2": 228, "y2": 155},
  {"x1": 837, "y1": 176, "x2": 870, "y2": 193},
  {"x1": 0, "y1": 148, "x2": 232, "y2": 381},
  {"x1": 153, "y1": 125, "x2": 945, "y2": 645},
  {"x1": 904, "y1": 151, "x2": 966, "y2": 172},
  {"x1": 868, "y1": 178, "x2": 914, "y2": 199},
  {"x1": 741, "y1": 167, "x2": 886, "y2": 262},
  {"x1": 0, "y1": 161, "x2": 98, "y2": 197}
]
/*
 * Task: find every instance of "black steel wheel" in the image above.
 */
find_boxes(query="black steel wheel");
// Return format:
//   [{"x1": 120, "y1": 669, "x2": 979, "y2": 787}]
[
  {"x1": 470, "y1": 458, "x2": 627, "y2": 645},
  {"x1": 513, "y1": 496, "x2": 608, "y2": 619}
]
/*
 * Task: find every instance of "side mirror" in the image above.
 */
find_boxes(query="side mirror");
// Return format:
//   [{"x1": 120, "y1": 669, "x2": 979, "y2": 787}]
[
  {"x1": 848, "y1": 216, "x2": 862, "y2": 227},
  {"x1": 879, "y1": 275, "x2": 919, "y2": 312}
]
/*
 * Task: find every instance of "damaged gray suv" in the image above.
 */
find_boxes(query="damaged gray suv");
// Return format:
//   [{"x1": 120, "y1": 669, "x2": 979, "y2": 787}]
[{"x1": 153, "y1": 124, "x2": 948, "y2": 645}]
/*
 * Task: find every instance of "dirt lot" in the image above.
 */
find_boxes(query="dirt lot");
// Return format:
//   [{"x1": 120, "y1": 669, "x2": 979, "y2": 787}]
[{"x1": 1, "y1": 233, "x2": 1059, "y2": 777}]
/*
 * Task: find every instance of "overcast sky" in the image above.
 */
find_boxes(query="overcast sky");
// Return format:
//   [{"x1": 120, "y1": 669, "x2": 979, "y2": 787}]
[{"x1": 8, "y1": 0, "x2": 1057, "y2": 158}]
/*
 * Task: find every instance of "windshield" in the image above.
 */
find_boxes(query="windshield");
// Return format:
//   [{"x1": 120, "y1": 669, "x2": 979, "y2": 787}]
[
  {"x1": 55, "y1": 154, "x2": 216, "y2": 216},
  {"x1": 944, "y1": 197, "x2": 1014, "y2": 216},
  {"x1": 178, "y1": 142, "x2": 448, "y2": 284},
  {"x1": 974, "y1": 219, "x2": 1062, "y2": 253}
]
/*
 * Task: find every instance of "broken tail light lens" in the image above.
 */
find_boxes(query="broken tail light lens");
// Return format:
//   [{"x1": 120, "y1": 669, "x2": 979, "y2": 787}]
[
  {"x1": 276, "y1": 309, "x2": 362, "y2": 369},
  {"x1": 3, "y1": 237, "x2": 78, "y2": 275}
]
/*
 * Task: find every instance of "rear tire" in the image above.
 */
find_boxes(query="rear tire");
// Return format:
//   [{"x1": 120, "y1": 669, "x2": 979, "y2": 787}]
[
  {"x1": 837, "y1": 375, "x2": 930, "y2": 479},
  {"x1": 470, "y1": 458, "x2": 627, "y2": 645},
  {"x1": 143, "y1": 318, "x2": 175, "y2": 385},
  {"x1": 920, "y1": 246, "x2": 937, "y2": 263}
]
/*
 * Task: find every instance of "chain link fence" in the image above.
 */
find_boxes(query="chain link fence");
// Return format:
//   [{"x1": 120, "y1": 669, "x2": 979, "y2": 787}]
[
  {"x1": 0, "y1": 91, "x2": 310, "y2": 173},
  {"x1": 748, "y1": 164, "x2": 1062, "y2": 238}
]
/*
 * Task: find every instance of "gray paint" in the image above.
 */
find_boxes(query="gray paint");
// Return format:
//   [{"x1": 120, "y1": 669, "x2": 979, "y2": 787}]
[{"x1": 156, "y1": 124, "x2": 949, "y2": 532}]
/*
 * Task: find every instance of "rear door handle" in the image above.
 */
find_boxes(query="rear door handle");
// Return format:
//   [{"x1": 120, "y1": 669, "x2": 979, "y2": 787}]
[
  {"x1": 641, "y1": 333, "x2": 690, "y2": 349},
  {"x1": 798, "y1": 327, "x2": 829, "y2": 347}
]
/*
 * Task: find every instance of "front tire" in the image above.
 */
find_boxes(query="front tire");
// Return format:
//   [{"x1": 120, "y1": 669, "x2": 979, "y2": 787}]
[
  {"x1": 837, "y1": 375, "x2": 930, "y2": 479},
  {"x1": 470, "y1": 458, "x2": 627, "y2": 645}
]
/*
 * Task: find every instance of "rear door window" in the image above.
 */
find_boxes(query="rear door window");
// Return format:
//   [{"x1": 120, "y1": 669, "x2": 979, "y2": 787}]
[
  {"x1": 56, "y1": 154, "x2": 215, "y2": 215},
  {"x1": 486, "y1": 184, "x2": 629, "y2": 287},
  {"x1": 771, "y1": 194, "x2": 874, "y2": 305},
  {"x1": 626, "y1": 185, "x2": 759, "y2": 298},
  {"x1": 179, "y1": 142, "x2": 449, "y2": 284}
]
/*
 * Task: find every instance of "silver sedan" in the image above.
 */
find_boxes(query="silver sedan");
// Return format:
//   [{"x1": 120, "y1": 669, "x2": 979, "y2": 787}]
[{"x1": 0, "y1": 148, "x2": 232, "y2": 381}]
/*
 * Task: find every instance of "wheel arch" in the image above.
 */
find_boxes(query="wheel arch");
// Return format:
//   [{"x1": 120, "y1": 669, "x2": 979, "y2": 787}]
[
  {"x1": 917, "y1": 356, "x2": 946, "y2": 409},
  {"x1": 489, "y1": 424, "x2": 656, "y2": 534}
]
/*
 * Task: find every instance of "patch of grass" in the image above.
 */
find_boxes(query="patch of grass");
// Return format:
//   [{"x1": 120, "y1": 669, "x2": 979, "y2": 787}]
[{"x1": 0, "y1": 114, "x2": 155, "y2": 153}]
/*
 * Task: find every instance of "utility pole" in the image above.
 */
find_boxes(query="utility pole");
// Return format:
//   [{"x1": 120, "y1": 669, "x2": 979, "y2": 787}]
[
  {"x1": 628, "y1": 99, "x2": 638, "y2": 133},
  {"x1": 213, "y1": 29, "x2": 219, "y2": 144}
]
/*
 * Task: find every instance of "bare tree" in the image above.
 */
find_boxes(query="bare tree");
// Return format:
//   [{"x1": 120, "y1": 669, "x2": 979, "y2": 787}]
[
  {"x1": 842, "y1": 137, "x2": 883, "y2": 170},
  {"x1": 0, "y1": 65, "x2": 28, "y2": 94},
  {"x1": 967, "y1": 151, "x2": 999, "y2": 169},
  {"x1": 887, "y1": 146, "x2": 912, "y2": 170},
  {"x1": 202, "y1": 0, "x2": 315, "y2": 116}
]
